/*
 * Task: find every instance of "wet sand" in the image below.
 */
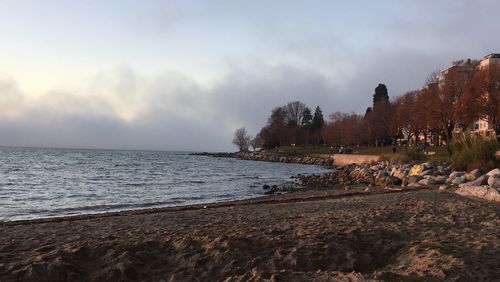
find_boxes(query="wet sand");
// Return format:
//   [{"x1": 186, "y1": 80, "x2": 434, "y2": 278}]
[{"x1": 1, "y1": 187, "x2": 499, "y2": 281}]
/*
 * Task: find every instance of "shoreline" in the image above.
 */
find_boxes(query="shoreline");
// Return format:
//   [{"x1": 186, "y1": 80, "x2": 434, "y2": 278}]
[{"x1": 3, "y1": 185, "x2": 390, "y2": 226}]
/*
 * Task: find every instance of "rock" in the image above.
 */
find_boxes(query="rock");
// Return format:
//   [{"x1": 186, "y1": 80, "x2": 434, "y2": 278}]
[
  {"x1": 438, "y1": 185, "x2": 448, "y2": 191},
  {"x1": 401, "y1": 164, "x2": 412, "y2": 170},
  {"x1": 387, "y1": 175, "x2": 402, "y2": 186},
  {"x1": 486, "y1": 168, "x2": 500, "y2": 177},
  {"x1": 408, "y1": 175, "x2": 423, "y2": 184},
  {"x1": 465, "y1": 169, "x2": 482, "y2": 181},
  {"x1": 418, "y1": 178, "x2": 436, "y2": 186},
  {"x1": 452, "y1": 176, "x2": 465, "y2": 185},
  {"x1": 393, "y1": 169, "x2": 406, "y2": 180},
  {"x1": 433, "y1": 175, "x2": 447, "y2": 184},
  {"x1": 449, "y1": 171, "x2": 465, "y2": 180},
  {"x1": 262, "y1": 184, "x2": 270, "y2": 190},
  {"x1": 421, "y1": 161, "x2": 434, "y2": 170},
  {"x1": 467, "y1": 175, "x2": 488, "y2": 186},
  {"x1": 409, "y1": 165, "x2": 423, "y2": 176},
  {"x1": 487, "y1": 175, "x2": 500, "y2": 188},
  {"x1": 264, "y1": 186, "x2": 279, "y2": 195},
  {"x1": 456, "y1": 185, "x2": 500, "y2": 202},
  {"x1": 420, "y1": 170, "x2": 433, "y2": 177},
  {"x1": 374, "y1": 176, "x2": 387, "y2": 187},
  {"x1": 435, "y1": 165, "x2": 447, "y2": 175}
]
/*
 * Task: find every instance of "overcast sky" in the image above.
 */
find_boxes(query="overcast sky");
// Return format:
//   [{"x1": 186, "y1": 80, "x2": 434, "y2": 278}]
[{"x1": 0, "y1": 0, "x2": 499, "y2": 151}]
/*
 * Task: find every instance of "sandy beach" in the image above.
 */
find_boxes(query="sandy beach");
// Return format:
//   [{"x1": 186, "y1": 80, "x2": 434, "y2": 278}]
[{"x1": 1, "y1": 187, "x2": 499, "y2": 281}]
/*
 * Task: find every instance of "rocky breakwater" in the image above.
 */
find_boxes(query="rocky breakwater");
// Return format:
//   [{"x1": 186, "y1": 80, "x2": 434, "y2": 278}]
[
  {"x1": 189, "y1": 152, "x2": 236, "y2": 158},
  {"x1": 235, "y1": 152, "x2": 334, "y2": 167},
  {"x1": 296, "y1": 161, "x2": 500, "y2": 202}
]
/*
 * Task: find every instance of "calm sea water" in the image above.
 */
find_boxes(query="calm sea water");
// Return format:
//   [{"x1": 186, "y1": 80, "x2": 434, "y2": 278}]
[{"x1": 0, "y1": 147, "x2": 330, "y2": 221}]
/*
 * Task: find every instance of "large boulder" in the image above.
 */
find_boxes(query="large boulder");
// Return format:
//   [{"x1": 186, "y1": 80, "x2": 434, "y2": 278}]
[
  {"x1": 420, "y1": 170, "x2": 433, "y2": 177},
  {"x1": 465, "y1": 169, "x2": 482, "y2": 182},
  {"x1": 434, "y1": 165, "x2": 447, "y2": 175},
  {"x1": 456, "y1": 185, "x2": 500, "y2": 202},
  {"x1": 433, "y1": 175, "x2": 448, "y2": 185},
  {"x1": 467, "y1": 175, "x2": 489, "y2": 186},
  {"x1": 387, "y1": 175, "x2": 402, "y2": 186},
  {"x1": 409, "y1": 165, "x2": 423, "y2": 176},
  {"x1": 486, "y1": 168, "x2": 500, "y2": 177},
  {"x1": 449, "y1": 171, "x2": 465, "y2": 180},
  {"x1": 408, "y1": 175, "x2": 423, "y2": 184},
  {"x1": 421, "y1": 161, "x2": 435, "y2": 170},
  {"x1": 487, "y1": 175, "x2": 500, "y2": 189},
  {"x1": 452, "y1": 176, "x2": 466, "y2": 185},
  {"x1": 392, "y1": 169, "x2": 407, "y2": 180},
  {"x1": 418, "y1": 178, "x2": 436, "y2": 186},
  {"x1": 374, "y1": 175, "x2": 402, "y2": 187}
]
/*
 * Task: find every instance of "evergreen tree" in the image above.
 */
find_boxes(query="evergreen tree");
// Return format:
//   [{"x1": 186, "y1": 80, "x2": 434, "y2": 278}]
[
  {"x1": 301, "y1": 107, "x2": 313, "y2": 129},
  {"x1": 312, "y1": 106, "x2": 324, "y2": 130},
  {"x1": 373, "y1": 83, "x2": 389, "y2": 107}
]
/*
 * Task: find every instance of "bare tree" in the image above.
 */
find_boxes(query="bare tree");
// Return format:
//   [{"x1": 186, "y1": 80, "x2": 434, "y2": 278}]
[
  {"x1": 250, "y1": 136, "x2": 260, "y2": 151},
  {"x1": 232, "y1": 127, "x2": 251, "y2": 152},
  {"x1": 283, "y1": 101, "x2": 307, "y2": 126},
  {"x1": 425, "y1": 69, "x2": 441, "y2": 85}
]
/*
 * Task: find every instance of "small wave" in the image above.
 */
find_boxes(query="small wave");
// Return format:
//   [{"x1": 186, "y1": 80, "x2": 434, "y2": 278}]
[
  {"x1": 186, "y1": 180, "x2": 206, "y2": 184},
  {"x1": 124, "y1": 183, "x2": 147, "y2": 187}
]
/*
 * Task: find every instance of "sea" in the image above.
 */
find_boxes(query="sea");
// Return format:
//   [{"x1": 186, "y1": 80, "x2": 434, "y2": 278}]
[{"x1": 0, "y1": 147, "x2": 331, "y2": 221}]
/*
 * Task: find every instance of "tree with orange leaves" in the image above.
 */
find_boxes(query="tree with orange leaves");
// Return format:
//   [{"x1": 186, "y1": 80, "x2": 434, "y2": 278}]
[{"x1": 469, "y1": 64, "x2": 500, "y2": 135}]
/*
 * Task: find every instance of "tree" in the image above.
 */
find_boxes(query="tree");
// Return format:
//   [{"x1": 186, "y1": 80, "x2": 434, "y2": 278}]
[
  {"x1": 301, "y1": 107, "x2": 313, "y2": 147},
  {"x1": 250, "y1": 136, "x2": 260, "y2": 151},
  {"x1": 282, "y1": 101, "x2": 307, "y2": 146},
  {"x1": 323, "y1": 112, "x2": 366, "y2": 146},
  {"x1": 301, "y1": 107, "x2": 313, "y2": 128},
  {"x1": 283, "y1": 101, "x2": 307, "y2": 127},
  {"x1": 373, "y1": 83, "x2": 389, "y2": 107},
  {"x1": 466, "y1": 64, "x2": 500, "y2": 134},
  {"x1": 426, "y1": 63, "x2": 475, "y2": 155},
  {"x1": 232, "y1": 127, "x2": 251, "y2": 152},
  {"x1": 311, "y1": 106, "x2": 325, "y2": 146},
  {"x1": 312, "y1": 106, "x2": 324, "y2": 130},
  {"x1": 425, "y1": 69, "x2": 440, "y2": 85},
  {"x1": 257, "y1": 107, "x2": 287, "y2": 148}
]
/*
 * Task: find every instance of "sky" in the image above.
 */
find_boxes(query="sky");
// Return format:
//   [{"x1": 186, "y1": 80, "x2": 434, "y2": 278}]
[{"x1": 0, "y1": 0, "x2": 499, "y2": 151}]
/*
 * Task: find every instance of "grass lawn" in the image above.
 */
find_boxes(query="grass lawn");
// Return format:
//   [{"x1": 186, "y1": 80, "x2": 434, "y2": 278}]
[{"x1": 274, "y1": 145, "x2": 452, "y2": 163}]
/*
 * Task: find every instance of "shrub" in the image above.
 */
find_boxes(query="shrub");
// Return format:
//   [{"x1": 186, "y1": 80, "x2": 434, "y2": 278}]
[
  {"x1": 380, "y1": 148, "x2": 426, "y2": 164},
  {"x1": 451, "y1": 134, "x2": 498, "y2": 171},
  {"x1": 404, "y1": 147, "x2": 426, "y2": 163}
]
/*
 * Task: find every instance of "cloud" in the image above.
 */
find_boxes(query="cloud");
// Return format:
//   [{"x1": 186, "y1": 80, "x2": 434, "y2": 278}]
[{"x1": 0, "y1": 64, "x2": 344, "y2": 151}]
